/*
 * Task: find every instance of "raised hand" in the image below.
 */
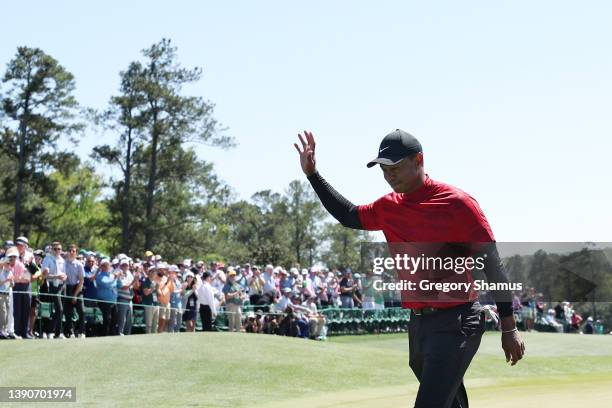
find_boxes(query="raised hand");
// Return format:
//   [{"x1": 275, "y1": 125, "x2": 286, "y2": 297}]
[{"x1": 294, "y1": 130, "x2": 317, "y2": 176}]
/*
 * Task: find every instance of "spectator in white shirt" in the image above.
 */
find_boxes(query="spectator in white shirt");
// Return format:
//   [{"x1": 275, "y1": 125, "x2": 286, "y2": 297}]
[{"x1": 196, "y1": 272, "x2": 217, "y2": 331}]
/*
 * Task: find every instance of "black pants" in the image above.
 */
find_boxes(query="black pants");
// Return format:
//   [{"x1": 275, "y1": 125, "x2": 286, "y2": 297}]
[
  {"x1": 408, "y1": 302, "x2": 485, "y2": 408},
  {"x1": 12, "y1": 283, "x2": 31, "y2": 338},
  {"x1": 63, "y1": 284, "x2": 85, "y2": 336},
  {"x1": 199, "y1": 304, "x2": 213, "y2": 331},
  {"x1": 47, "y1": 284, "x2": 64, "y2": 337},
  {"x1": 98, "y1": 302, "x2": 117, "y2": 336}
]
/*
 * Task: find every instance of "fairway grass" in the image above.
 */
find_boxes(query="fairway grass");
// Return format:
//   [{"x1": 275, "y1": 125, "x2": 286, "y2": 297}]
[{"x1": 1, "y1": 331, "x2": 611, "y2": 407}]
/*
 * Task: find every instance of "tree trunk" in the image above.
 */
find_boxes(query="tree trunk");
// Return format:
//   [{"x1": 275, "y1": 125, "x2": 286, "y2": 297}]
[
  {"x1": 14, "y1": 94, "x2": 30, "y2": 239},
  {"x1": 121, "y1": 127, "x2": 133, "y2": 253},
  {"x1": 144, "y1": 111, "x2": 159, "y2": 251}
]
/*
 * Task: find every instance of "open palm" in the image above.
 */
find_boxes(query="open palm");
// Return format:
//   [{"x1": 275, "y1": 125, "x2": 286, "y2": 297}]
[{"x1": 294, "y1": 130, "x2": 317, "y2": 176}]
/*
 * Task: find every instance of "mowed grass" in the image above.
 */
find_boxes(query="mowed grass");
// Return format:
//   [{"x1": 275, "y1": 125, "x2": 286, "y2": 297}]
[{"x1": 1, "y1": 331, "x2": 611, "y2": 407}]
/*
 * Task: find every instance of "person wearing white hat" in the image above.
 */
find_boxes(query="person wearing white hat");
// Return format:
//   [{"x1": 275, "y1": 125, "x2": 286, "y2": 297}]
[
  {"x1": 0, "y1": 252, "x2": 16, "y2": 339},
  {"x1": 41, "y1": 241, "x2": 68, "y2": 339},
  {"x1": 116, "y1": 258, "x2": 134, "y2": 336},
  {"x1": 261, "y1": 265, "x2": 277, "y2": 303},
  {"x1": 181, "y1": 271, "x2": 198, "y2": 332},
  {"x1": 167, "y1": 265, "x2": 183, "y2": 333}
]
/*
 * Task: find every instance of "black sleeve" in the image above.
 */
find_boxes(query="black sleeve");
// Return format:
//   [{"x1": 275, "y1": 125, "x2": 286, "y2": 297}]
[
  {"x1": 476, "y1": 243, "x2": 513, "y2": 318},
  {"x1": 306, "y1": 171, "x2": 363, "y2": 230}
]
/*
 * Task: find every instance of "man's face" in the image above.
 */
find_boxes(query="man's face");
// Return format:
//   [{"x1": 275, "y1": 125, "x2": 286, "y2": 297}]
[
  {"x1": 16, "y1": 242, "x2": 27, "y2": 255},
  {"x1": 380, "y1": 153, "x2": 423, "y2": 193},
  {"x1": 68, "y1": 247, "x2": 77, "y2": 259},
  {"x1": 53, "y1": 244, "x2": 63, "y2": 257}
]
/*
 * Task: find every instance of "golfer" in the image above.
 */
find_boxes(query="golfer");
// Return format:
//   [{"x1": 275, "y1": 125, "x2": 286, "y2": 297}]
[{"x1": 294, "y1": 129, "x2": 524, "y2": 408}]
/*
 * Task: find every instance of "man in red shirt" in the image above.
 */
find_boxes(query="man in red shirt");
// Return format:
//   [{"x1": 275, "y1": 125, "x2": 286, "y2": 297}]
[{"x1": 295, "y1": 129, "x2": 524, "y2": 408}]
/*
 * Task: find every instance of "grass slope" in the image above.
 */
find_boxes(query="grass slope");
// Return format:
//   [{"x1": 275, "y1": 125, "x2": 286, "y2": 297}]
[{"x1": 1, "y1": 332, "x2": 611, "y2": 407}]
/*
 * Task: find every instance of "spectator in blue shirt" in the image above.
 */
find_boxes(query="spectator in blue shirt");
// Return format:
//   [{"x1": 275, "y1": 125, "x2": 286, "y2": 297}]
[{"x1": 95, "y1": 259, "x2": 118, "y2": 336}]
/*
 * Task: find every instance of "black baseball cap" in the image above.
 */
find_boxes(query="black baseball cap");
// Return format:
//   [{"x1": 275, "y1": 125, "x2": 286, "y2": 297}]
[{"x1": 366, "y1": 129, "x2": 422, "y2": 168}]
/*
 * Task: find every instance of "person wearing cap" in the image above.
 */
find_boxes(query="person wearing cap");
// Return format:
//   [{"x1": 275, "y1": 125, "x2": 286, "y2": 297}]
[
  {"x1": 167, "y1": 265, "x2": 183, "y2": 333},
  {"x1": 141, "y1": 267, "x2": 160, "y2": 334},
  {"x1": 144, "y1": 250, "x2": 154, "y2": 265},
  {"x1": 63, "y1": 244, "x2": 86, "y2": 338},
  {"x1": 0, "y1": 254, "x2": 15, "y2": 339},
  {"x1": 295, "y1": 130, "x2": 524, "y2": 407},
  {"x1": 274, "y1": 287, "x2": 293, "y2": 313},
  {"x1": 28, "y1": 249, "x2": 46, "y2": 338},
  {"x1": 181, "y1": 271, "x2": 198, "y2": 332},
  {"x1": 261, "y1": 265, "x2": 277, "y2": 304},
  {"x1": 116, "y1": 258, "x2": 135, "y2": 336},
  {"x1": 223, "y1": 268, "x2": 245, "y2": 332},
  {"x1": 248, "y1": 266, "x2": 264, "y2": 306},
  {"x1": 8, "y1": 240, "x2": 34, "y2": 339},
  {"x1": 2, "y1": 240, "x2": 15, "y2": 259},
  {"x1": 155, "y1": 263, "x2": 174, "y2": 333},
  {"x1": 278, "y1": 268, "x2": 293, "y2": 292},
  {"x1": 82, "y1": 255, "x2": 98, "y2": 309},
  {"x1": 95, "y1": 258, "x2": 118, "y2": 336},
  {"x1": 41, "y1": 241, "x2": 68, "y2": 339}
]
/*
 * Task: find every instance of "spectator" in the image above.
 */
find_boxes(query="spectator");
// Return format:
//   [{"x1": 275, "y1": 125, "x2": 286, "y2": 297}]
[
  {"x1": 279, "y1": 269, "x2": 293, "y2": 291},
  {"x1": 63, "y1": 244, "x2": 86, "y2": 338},
  {"x1": 571, "y1": 310, "x2": 583, "y2": 332},
  {"x1": 28, "y1": 249, "x2": 45, "y2": 338},
  {"x1": 196, "y1": 271, "x2": 217, "y2": 332},
  {"x1": 141, "y1": 267, "x2": 160, "y2": 334},
  {"x1": 156, "y1": 263, "x2": 173, "y2": 333},
  {"x1": 7, "y1": 245, "x2": 31, "y2": 339},
  {"x1": 42, "y1": 242, "x2": 67, "y2": 339},
  {"x1": 520, "y1": 288, "x2": 536, "y2": 332},
  {"x1": 223, "y1": 268, "x2": 246, "y2": 332},
  {"x1": 95, "y1": 258, "x2": 118, "y2": 336},
  {"x1": 584, "y1": 316, "x2": 594, "y2": 334},
  {"x1": 274, "y1": 287, "x2": 293, "y2": 313},
  {"x1": 0, "y1": 256, "x2": 14, "y2": 339},
  {"x1": 116, "y1": 258, "x2": 134, "y2": 336},
  {"x1": 262, "y1": 264, "x2": 277, "y2": 303},
  {"x1": 353, "y1": 273, "x2": 363, "y2": 308},
  {"x1": 339, "y1": 269, "x2": 357, "y2": 309},
  {"x1": 303, "y1": 296, "x2": 326, "y2": 340},
  {"x1": 544, "y1": 309, "x2": 563, "y2": 333},
  {"x1": 248, "y1": 266, "x2": 264, "y2": 306},
  {"x1": 168, "y1": 265, "x2": 183, "y2": 333},
  {"x1": 244, "y1": 311, "x2": 260, "y2": 333},
  {"x1": 182, "y1": 271, "x2": 198, "y2": 332},
  {"x1": 82, "y1": 256, "x2": 98, "y2": 307},
  {"x1": 362, "y1": 270, "x2": 383, "y2": 310}
]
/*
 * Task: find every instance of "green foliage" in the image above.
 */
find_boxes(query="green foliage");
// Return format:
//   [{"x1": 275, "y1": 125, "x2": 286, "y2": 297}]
[
  {"x1": 0, "y1": 46, "x2": 83, "y2": 237},
  {"x1": 35, "y1": 163, "x2": 115, "y2": 251},
  {"x1": 320, "y1": 223, "x2": 371, "y2": 271}
]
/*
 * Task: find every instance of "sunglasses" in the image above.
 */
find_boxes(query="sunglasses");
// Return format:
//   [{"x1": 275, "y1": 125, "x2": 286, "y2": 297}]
[{"x1": 53, "y1": 247, "x2": 62, "y2": 251}]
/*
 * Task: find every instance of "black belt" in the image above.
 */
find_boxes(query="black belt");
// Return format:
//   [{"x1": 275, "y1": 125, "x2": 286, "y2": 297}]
[
  {"x1": 411, "y1": 306, "x2": 441, "y2": 316},
  {"x1": 412, "y1": 302, "x2": 473, "y2": 316}
]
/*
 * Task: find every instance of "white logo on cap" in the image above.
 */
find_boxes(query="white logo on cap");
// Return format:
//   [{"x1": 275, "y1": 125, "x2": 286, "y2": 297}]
[{"x1": 379, "y1": 146, "x2": 391, "y2": 153}]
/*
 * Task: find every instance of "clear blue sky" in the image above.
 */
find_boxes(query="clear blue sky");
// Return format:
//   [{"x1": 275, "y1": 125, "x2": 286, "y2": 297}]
[{"x1": 1, "y1": 1, "x2": 611, "y2": 242}]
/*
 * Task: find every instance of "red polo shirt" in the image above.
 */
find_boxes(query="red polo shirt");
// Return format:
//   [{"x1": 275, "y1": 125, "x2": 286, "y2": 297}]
[{"x1": 357, "y1": 174, "x2": 495, "y2": 309}]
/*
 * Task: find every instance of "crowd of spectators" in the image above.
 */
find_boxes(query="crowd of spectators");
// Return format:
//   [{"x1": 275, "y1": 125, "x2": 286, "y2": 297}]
[{"x1": 0, "y1": 237, "x2": 386, "y2": 341}]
